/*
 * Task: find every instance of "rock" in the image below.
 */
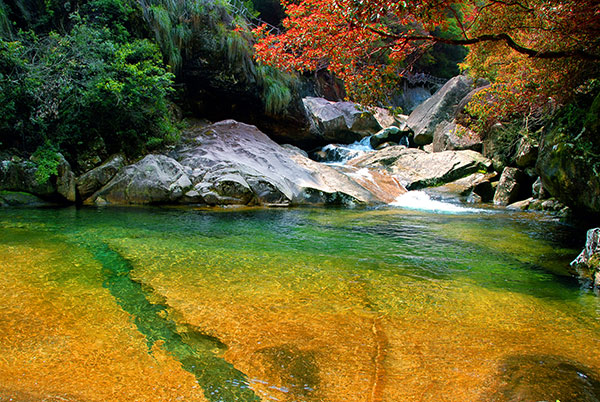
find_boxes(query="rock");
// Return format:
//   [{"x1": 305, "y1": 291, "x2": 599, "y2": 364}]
[
  {"x1": 373, "y1": 107, "x2": 408, "y2": 128},
  {"x1": 375, "y1": 142, "x2": 396, "y2": 150},
  {"x1": 87, "y1": 155, "x2": 192, "y2": 205},
  {"x1": 432, "y1": 120, "x2": 482, "y2": 152},
  {"x1": 467, "y1": 192, "x2": 482, "y2": 203},
  {"x1": 90, "y1": 120, "x2": 406, "y2": 206},
  {"x1": 394, "y1": 86, "x2": 432, "y2": 113},
  {"x1": 537, "y1": 121, "x2": 600, "y2": 217},
  {"x1": 406, "y1": 75, "x2": 474, "y2": 145},
  {"x1": 0, "y1": 159, "x2": 56, "y2": 198},
  {"x1": 531, "y1": 177, "x2": 548, "y2": 199},
  {"x1": 56, "y1": 154, "x2": 76, "y2": 202},
  {"x1": 515, "y1": 136, "x2": 538, "y2": 167},
  {"x1": 77, "y1": 154, "x2": 126, "y2": 200},
  {"x1": 281, "y1": 144, "x2": 309, "y2": 158},
  {"x1": 493, "y1": 167, "x2": 525, "y2": 206},
  {"x1": 488, "y1": 354, "x2": 600, "y2": 402},
  {"x1": 507, "y1": 198, "x2": 533, "y2": 210},
  {"x1": 349, "y1": 146, "x2": 492, "y2": 190},
  {"x1": 571, "y1": 228, "x2": 600, "y2": 289},
  {"x1": 370, "y1": 126, "x2": 411, "y2": 149},
  {"x1": 433, "y1": 172, "x2": 496, "y2": 200},
  {"x1": 0, "y1": 191, "x2": 49, "y2": 207},
  {"x1": 302, "y1": 97, "x2": 381, "y2": 144}
]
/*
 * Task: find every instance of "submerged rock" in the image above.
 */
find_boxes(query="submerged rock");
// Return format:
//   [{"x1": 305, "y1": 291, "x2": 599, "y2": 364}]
[
  {"x1": 571, "y1": 227, "x2": 600, "y2": 289},
  {"x1": 349, "y1": 146, "x2": 492, "y2": 190},
  {"x1": 487, "y1": 354, "x2": 600, "y2": 402},
  {"x1": 88, "y1": 120, "x2": 406, "y2": 206}
]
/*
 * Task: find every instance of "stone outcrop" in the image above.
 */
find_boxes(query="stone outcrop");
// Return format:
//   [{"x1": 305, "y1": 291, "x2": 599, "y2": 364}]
[
  {"x1": 406, "y1": 75, "x2": 475, "y2": 145},
  {"x1": 0, "y1": 191, "x2": 49, "y2": 207},
  {"x1": 349, "y1": 145, "x2": 492, "y2": 190},
  {"x1": 302, "y1": 97, "x2": 382, "y2": 144},
  {"x1": 77, "y1": 154, "x2": 126, "y2": 200},
  {"x1": 493, "y1": 167, "x2": 524, "y2": 206},
  {"x1": 537, "y1": 120, "x2": 600, "y2": 217},
  {"x1": 86, "y1": 120, "x2": 406, "y2": 206},
  {"x1": 432, "y1": 172, "x2": 497, "y2": 202},
  {"x1": 89, "y1": 154, "x2": 192, "y2": 205},
  {"x1": 0, "y1": 155, "x2": 76, "y2": 203},
  {"x1": 571, "y1": 228, "x2": 600, "y2": 289},
  {"x1": 432, "y1": 121, "x2": 482, "y2": 152}
]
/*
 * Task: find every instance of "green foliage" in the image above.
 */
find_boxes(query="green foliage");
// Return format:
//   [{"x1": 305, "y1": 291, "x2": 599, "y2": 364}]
[
  {"x1": 31, "y1": 142, "x2": 61, "y2": 183},
  {"x1": 0, "y1": 17, "x2": 176, "y2": 169}
]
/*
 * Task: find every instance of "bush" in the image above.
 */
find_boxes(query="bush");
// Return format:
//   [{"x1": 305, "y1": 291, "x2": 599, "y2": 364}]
[{"x1": 0, "y1": 16, "x2": 176, "y2": 170}]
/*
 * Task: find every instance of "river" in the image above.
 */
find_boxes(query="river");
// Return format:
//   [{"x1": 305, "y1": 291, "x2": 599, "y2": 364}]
[{"x1": 0, "y1": 205, "x2": 598, "y2": 401}]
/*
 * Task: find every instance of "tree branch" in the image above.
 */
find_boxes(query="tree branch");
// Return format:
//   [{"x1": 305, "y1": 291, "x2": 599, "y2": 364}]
[{"x1": 365, "y1": 25, "x2": 600, "y2": 61}]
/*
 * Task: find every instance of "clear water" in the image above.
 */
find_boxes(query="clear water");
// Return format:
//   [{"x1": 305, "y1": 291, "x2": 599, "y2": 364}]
[{"x1": 0, "y1": 206, "x2": 598, "y2": 402}]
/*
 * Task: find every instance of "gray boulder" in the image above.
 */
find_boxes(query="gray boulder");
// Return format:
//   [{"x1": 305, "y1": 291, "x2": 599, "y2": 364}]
[
  {"x1": 432, "y1": 172, "x2": 496, "y2": 201},
  {"x1": 571, "y1": 228, "x2": 600, "y2": 289},
  {"x1": 432, "y1": 121, "x2": 482, "y2": 152},
  {"x1": 88, "y1": 120, "x2": 406, "y2": 206},
  {"x1": 493, "y1": 167, "x2": 524, "y2": 206},
  {"x1": 88, "y1": 154, "x2": 192, "y2": 205},
  {"x1": 56, "y1": 155, "x2": 77, "y2": 202},
  {"x1": 349, "y1": 146, "x2": 492, "y2": 190},
  {"x1": 532, "y1": 177, "x2": 548, "y2": 200},
  {"x1": 77, "y1": 154, "x2": 125, "y2": 200},
  {"x1": 0, "y1": 191, "x2": 49, "y2": 207},
  {"x1": 407, "y1": 75, "x2": 474, "y2": 145},
  {"x1": 0, "y1": 159, "x2": 56, "y2": 198},
  {"x1": 302, "y1": 97, "x2": 382, "y2": 143}
]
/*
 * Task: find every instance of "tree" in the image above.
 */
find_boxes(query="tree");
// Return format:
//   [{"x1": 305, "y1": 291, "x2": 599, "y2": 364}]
[{"x1": 253, "y1": 0, "x2": 600, "y2": 124}]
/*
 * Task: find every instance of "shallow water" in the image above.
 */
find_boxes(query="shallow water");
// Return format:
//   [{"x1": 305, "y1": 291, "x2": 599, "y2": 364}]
[{"x1": 0, "y1": 206, "x2": 598, "y2": 402}]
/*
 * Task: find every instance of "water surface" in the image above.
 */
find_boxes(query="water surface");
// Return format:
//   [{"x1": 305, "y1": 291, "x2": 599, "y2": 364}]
[{"x1": 0, "y1": 206, "x2": 598, "y2": 402}]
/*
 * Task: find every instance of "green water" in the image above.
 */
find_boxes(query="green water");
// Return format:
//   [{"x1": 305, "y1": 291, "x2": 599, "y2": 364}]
[{"x1": 0, "y1": 205, "x2": 598, "y2": 402}]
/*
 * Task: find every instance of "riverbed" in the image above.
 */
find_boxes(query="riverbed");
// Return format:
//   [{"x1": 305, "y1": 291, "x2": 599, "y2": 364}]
[{"x1": 0, "y1": 205, "x2": 598, "y2": 401}]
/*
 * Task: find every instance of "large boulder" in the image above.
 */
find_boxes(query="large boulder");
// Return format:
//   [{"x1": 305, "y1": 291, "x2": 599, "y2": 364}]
[
  {"x1": 56, "y1": 155, "x2": 77, "y2": 202},
  {"x1": 515, "y1": 136, "x2": 538, "y2": 168},
  {"x1": 77, "y1": 154, "x2": 126, "y2": 200},
  {"x1": 370, "y1": 126, "x2": 412, "y2": 149},
  {"x1": 349, "y1": 146, "x2": 492, "y2": 190},
  {"x1": 0, "y1": 158, "x2": 56, "y2": 198},
  {"x1": 432, "y1": 121, "x2": 482, "y2": 152},
  {"x1": 302, "y1": 97, "x2": 382, "y2": 144},
  {"x1": 493, "y1": 167, "x2": 525, "y2": 206},
  {"x1": 88, "y1": 155, "x2": 192, "y2": 205},
  {"x1": 0, "y1": 191, "x2": 50, "y2": 207},
  {"x1": 571, "y1": 228, "x2": 600, "y2": 289},
  {"x1": 406, "y1": 75, "x2": 474, "y2": 145},
  {"x1": 88, "y1": 120, "x2": 406, "y2": 206}
]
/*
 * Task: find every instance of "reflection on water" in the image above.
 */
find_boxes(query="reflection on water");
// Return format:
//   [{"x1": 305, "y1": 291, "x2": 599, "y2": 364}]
[{"x1": 0, "y1": 206, "x2": 598, "y2": 402}]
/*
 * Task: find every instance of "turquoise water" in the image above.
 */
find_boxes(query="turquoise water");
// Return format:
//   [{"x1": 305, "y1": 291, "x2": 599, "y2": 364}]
[{"x1": 0, "y1": 206, "x2": 598, "y2": 401}]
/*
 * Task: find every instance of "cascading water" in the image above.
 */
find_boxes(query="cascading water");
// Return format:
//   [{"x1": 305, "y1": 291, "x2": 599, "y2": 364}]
[{"x1": 318, "y1": 136, "x2": 375, "y2": 165}]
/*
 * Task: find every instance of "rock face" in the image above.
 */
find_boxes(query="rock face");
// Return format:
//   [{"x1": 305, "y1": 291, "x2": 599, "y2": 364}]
[
  {"x1": 537, "y1": 125, "x2": 600, "y2": 217},
  {"x1": 90, "y1": 155, "x2": 192, "y2": 205},
  {"x1": 0, "y1": 155, "x2": 76, "y2": 203},
  {"x1": 406, "y1": 75, "x2": 474, "y2": 145},
  {"x1": 87, "y1": 120, "x2": 406, "y2": 206},
  {"x1": 432, "y1": 121, "x2": 482, "y2": 152},
  {"x1": 493, "y1": 167, "x2": 524, "y2": 206},
  {"x1": 302, "y1": 97, "x2": 382, "y2": 144},
  {"x1": 77, "y1": 154, "x2": 125, "y2": 200},
  {"x1": 349, "y1": 146, "x2": 492, "y2": 190},
  {"x1": 571, "y1": 228, "x2": 600, "y2": 289}
]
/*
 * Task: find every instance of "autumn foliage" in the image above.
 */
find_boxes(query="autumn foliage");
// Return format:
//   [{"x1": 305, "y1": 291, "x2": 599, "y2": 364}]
[{"x1": 253, "y1": 0, "x2": 600, "y2": 125}]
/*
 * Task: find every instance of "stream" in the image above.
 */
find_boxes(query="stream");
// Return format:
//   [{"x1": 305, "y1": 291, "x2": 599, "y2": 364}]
[{"x1": 0, "y1": 205, "x2": 599, "y2": 401}]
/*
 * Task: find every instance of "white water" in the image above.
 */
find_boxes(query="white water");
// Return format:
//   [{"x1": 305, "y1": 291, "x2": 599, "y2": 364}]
[
  {"x1": 322, "y1": 136, "x2": 374, "y2": 165},
  {"x1": 390, "y1": 191, "x2": 486, "y2": 214}
]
